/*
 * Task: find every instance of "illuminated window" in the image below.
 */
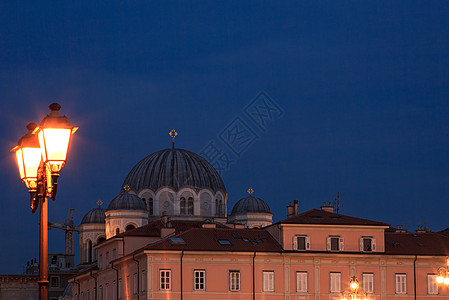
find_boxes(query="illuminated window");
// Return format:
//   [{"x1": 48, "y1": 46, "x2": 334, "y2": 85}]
[
  {"x1": 395, "y1": 273, "x2": 407, "y2": 294},
  {"x1": 330, "y1": 272, "x2": 341, "y2": 293},
  {"x1": 427, "y1": 274, "x2": 438, "y2": 295},
  {"x1": 263, "y1": 271, "x2": 274, "y2": 292},
  {"x1": 194, "y1": 269, "x2": 206, "y2": 291},
  {"x1": 229, "y1": 270, "x2": 240, "y2": 291},
  {"x1": 362, "y1": 273, "x2": 374, "y2": 293},
  {"x1": 327, "y1": 236, "x2": 344, "y2": 251},
  {"x1": 296, "y1": 272, "x2": 308, "y2": 293},
  {"x1": 294, "y1": 235, "x2": 310, "y2": 251},
  {"x1": 160, "y1": 269, "x2": 171, "y2": 290}
]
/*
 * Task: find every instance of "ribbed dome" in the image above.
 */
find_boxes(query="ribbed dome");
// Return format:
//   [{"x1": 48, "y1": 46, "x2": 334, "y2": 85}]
[
  {"x1": 122, "y1": 148, "x2": 226, "y2": 193},
  {"x1": 231, "y1": 195, "x2": 272, "y2": 215},
  {"x1": 107, "y1": 191, "x2": 147, "y2": 211},
  {"x1": 81, "y1": 207, "x2": 106, "y2": 224}
]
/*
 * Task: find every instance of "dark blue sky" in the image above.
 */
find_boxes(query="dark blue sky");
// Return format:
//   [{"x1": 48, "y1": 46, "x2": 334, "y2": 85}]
[{"x1": 1, "y1": 1, "x2": 448, "y2": 273}]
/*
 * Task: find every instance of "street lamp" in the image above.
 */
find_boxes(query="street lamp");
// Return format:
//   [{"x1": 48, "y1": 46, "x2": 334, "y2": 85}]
[
  {"x1": 436, "y1": 258, "x2": 449, "y2": 285},
  {"x1": 341, "y1": 276, "x2": 368, "y2": 300},
  {"x1": 11, "y1": 103, "x2": 77, "y2": 300}
]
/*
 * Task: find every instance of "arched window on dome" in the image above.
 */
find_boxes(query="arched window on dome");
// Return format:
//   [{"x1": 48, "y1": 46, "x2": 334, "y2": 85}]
[
  {"x1": 188, "y1": 197, "x2": 194, "y2": 215},
  {"x1": 126, "y1": 224, "x2": 136, "y2": 231},
  {"x1": 149, "y1": 197, "x2": 154, "y2": 215},
  {"x1": 180, "y1": 197, "x2": 186, "y2": 215},
  {"x1": 142, "y1": 197, "x2": 147, "y2": 207},
  {"x1": 87, "y1": 240, "x2": 92, "y2": 263},
  {"x1": 215, "y1": 199, "x2": 219, "y2": 217}
]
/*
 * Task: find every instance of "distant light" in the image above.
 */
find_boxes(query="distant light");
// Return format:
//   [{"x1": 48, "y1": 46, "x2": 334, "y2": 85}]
[{"x1": 444, "y1": 277, "x2": 449, "y2": 285}]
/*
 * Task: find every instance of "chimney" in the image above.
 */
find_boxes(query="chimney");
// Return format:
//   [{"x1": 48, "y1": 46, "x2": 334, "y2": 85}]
[
  {"x1": 293, "y1": 200, "x2": 299, "y2": 216},
  {"x1": 416, "y1": 225, "x2": 429, "y2": 233},
  {"x1": 287, "y1": 202, "x2": 294, "y2": 217},
  {"x1": 396, "y1": 225, "x2": 407, "y2": 233},
  {"x1": 161, "y1": 214, "x2": 169, "y2": 228},
  {"x1": 320, "y1": 202, "x2": 334, "y2": 213}
]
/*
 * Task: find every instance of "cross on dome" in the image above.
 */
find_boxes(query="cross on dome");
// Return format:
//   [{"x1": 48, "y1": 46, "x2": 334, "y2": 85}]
[
  {"x1": 96, "y1": 199, "x2": 103, "y2": 207},
  {"x1": 248, "y1": 187, "x2": 254, "y2": 196}
]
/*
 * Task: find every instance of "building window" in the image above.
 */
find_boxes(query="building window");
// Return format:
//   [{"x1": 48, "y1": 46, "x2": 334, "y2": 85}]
[
  {"x1": 188, "y1": 197, "x2": 194, "y2": 215},
  {"x1": 141, "y1": 270, "x2": 147, "y2": 292},
  {"x1": 112, "y1": 280, "x2": 116, "y2": 300},
  {"x1": 294, "y1": 235, "x2": 310, "y2": 251},
  {"x1": 194, "y1": 269, "x2": 206, "y2": 291},
  {"x1": 229, "y1": 270, "x2": 240, "y2": 291},
  {"x1": 395, "y1": 273, "x2": 407, "y2": 294},
  {"x1": 98, "y1": 286, "x2": 103, "y2": 300},
  {"x1": 160, "y1": 269, "x2": 171, "y2": 290},
  {"x1": 115, "y1": 228, "x2": 120, "y2": 235},
  {"x1": 296, "y1": 272, "x2": 308, "y2": 293},
  {"x1": 133, "y1": 273, "x2": 138, "y2": 294},
  {"x1": 263, "y1": 271, "x2": 275, "y2": 292},
  {"x1": 105, "y1": 283, "x2": 109, "y2": 300},
  {"x1": 327, "y1": 236, "x2": 344, "y2": 251},
  {"x1": 360, "y1": 237, "x2": 376, "y2": 252},
  {"x1": 427, "y1": 274, "x2": 438, "y2": 295},
  {"x1": 330, "y1": 272, "x2": 341, "y2": 293},
  {"x1": 98, "y1": 254, "x2": 102, "y2": 269},
  {"x1": 362, "y1": 273, "x2": 374, "y2": 293},
  {"x1": 180, "y1": 197, "x2": 186, "y2": 215},
  {"x1": 86, "y1": 289, "x2": 90, "y2": 300},
  {"x1": 149, "y1": 197, "x2": 154, "y2": 215},
  {"x1": 105, "y1": 251, "x2": 109, "y2": 266},
  {"x1": 50, "y1": 276, "x2": 59, "y2": 288}
]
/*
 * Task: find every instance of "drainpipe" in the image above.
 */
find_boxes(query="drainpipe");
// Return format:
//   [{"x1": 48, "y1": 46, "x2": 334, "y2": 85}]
[
  {"x1": 111, "y1": 262, "x2": 119, "y2": 300},
  {"x1": 89, "y1": 271, "x2": 97, "y2": 300},
  {"x1": 132, "y1": 254, "x2": 140, "y2": 300},
  {"x1": 413, "y1": 255, "x2": 417, "y2": 300},
  {"x1": 181, "y1": 250, "x2": 184, "y2": 300},
  {"x1": 253, "y1": 252, "x2": 256, "y2": 300}
]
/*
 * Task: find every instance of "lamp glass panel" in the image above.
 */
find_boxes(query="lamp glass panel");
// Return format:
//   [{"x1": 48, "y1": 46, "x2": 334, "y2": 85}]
[
  {"x1": 38, "y1": 128, "x2": 71, "y2": 166},
  {"x1": 15, "y1": 149, "x2": 25, "y2": 179}
]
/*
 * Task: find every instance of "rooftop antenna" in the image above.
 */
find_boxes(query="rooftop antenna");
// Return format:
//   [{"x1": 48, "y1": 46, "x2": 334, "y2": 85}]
[{"x1": 332, "y1": 192, "x2": 341, "y2": 214}]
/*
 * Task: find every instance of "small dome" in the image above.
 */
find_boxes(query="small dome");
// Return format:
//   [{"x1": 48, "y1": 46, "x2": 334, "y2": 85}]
[
  {"x1": 107, "y1": 190, "x2": 147, "y2": 211},
  {"x1": 122, "y1": 148, "x2": 226, "y2": 193},
  {"x1": 61, "y1": 282, "x2": 73, "y2": 298},
  {"x1": 231, "y1": 195, "x2": 272, "y2": 215},
  {"x1": 81, "y1": 207, "x2": 106, "y2": 224}
]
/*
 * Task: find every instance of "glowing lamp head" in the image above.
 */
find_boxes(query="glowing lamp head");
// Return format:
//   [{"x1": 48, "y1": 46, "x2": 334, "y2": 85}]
[
  {"x1": 11, "y1": 123, "x2": 42, "y2": 190},
  {"x1": 444, "y1": 277, "x2": 449, "y2": 285},
  {"x1": 37, "y1": 103, "x2": 78, "y2": 172},
  {"x1": 437, "y1": 276, "x2": 444, "y2": 284},
  {"x1": 350, "y1": 277, "x2": 359, "y2": 292}
]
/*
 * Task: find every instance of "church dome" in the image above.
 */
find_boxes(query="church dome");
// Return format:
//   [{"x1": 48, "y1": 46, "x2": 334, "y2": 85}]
[
  {"x1": 81, "y1": 207, "x2": 106, "y2": 224},
  {"x1": 122, "y1": 148, "x2": 226, "y2": 193},
  {"x1": 231, "y1": 195, "x2": 272, "y2": 215},
  {"x1": 107, "y1": 189, "x2": 147, "y2": 211}
]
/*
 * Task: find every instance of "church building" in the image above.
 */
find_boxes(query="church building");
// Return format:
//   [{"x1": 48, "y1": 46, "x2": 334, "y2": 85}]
[{"x1": 69, "y1": 132, "x2": 449, "y2": 300}]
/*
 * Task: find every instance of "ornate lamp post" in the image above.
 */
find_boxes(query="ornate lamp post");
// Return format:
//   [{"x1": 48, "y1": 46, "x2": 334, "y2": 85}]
[
  {"x1": 341, "y1": 276, "x2": 368, "y2": 300},
  {"x1": 11, "y1": 103, "x2": 77, "y2": 300}
]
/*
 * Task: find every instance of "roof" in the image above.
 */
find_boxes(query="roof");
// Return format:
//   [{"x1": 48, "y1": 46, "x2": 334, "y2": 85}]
[
  {"x1": 231, "y1": 195, "x2": 272, "y2": 215},
  {"x1": 81, "y1": 207, "x2": 106, "y2": 224},
  {"x1": 118, "y1": 219, "x2": 230, "y2": 237},
  {"x1": 107, "y1": 191, "x2": 147, "y2": 211},
  {"x1": 385, "y1": 231, "x2": 449, "y2": 256},
  {"x1": 122, "y1": 148, "x2": 226, "y2": 193},
  {"x1": 276, "y1": 209, "x2": 390, "y2": 226},
  {"x1": 143, "y1": 227, "x2": 283, "y2": 252}
]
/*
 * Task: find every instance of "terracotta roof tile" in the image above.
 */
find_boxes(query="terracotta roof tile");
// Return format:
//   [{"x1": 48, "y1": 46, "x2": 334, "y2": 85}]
[
  {"x1": 276, "y1": 209, "x2": 389, "y2": 226},
  {"x1": 385, "y1": 232, "x2": 449, "y2": 256},
  {"x1": 143, "y1": 228, "x2": 283, "y2": 252}
]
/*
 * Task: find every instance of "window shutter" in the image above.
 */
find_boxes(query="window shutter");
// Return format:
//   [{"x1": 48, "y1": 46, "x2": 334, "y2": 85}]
[
  {"x1": 305, "y1": 236, "x2": 311, "y2": 250},
  {"x1": 360, "y1": 238, "x2": 364, "y2": 251},
  {"x1": 293, "y1": 236, "x2": 298, "y2": 250},
  {"x1": 339, "y1": 237, "x2": 344, "y2": 251},
  {"x1": 327, "y1": 237, "x2": 331, "y2": 251},
  {"x1": 372, "y1": 238, "x2": 376, "y2": 251}
]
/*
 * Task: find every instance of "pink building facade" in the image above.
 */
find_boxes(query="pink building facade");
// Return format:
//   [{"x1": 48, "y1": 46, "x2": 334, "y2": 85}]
[{"x1": 71, "y1": 144, "x2": 449, "y2": 300}]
